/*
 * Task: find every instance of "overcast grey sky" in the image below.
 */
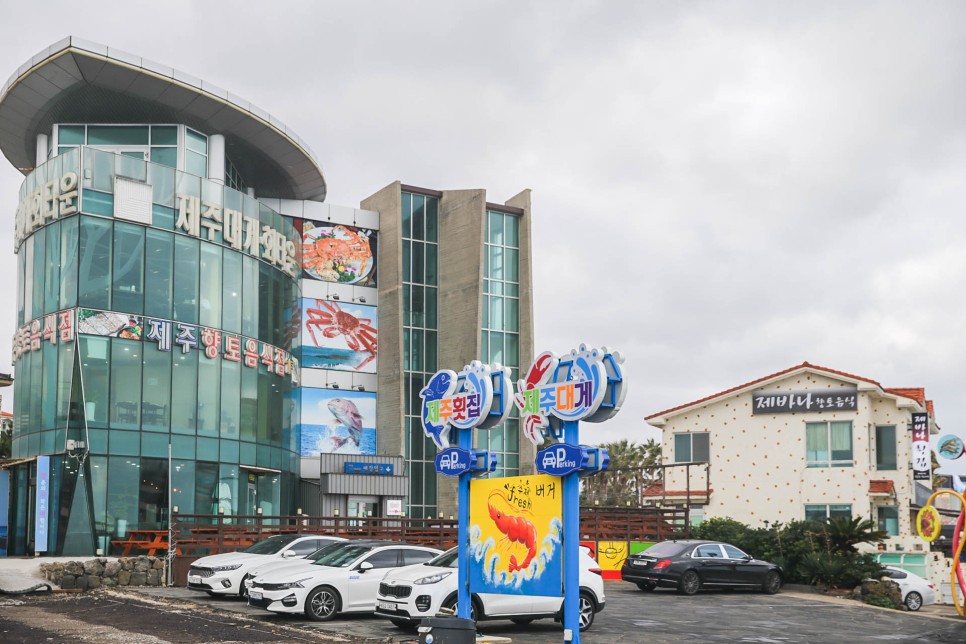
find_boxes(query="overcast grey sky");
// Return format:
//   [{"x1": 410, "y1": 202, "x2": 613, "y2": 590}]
[{"x1": 2, "y1": 1, "x2": 965, "y2": 446}]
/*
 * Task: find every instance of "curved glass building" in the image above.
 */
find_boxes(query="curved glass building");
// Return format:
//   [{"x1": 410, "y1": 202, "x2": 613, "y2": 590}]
[
  {"x1": 2, "y1": 38, "x2": 537, "y2": 556},
  {"x1": 1, "y1": 38, "x2": 324, "y2": 555}
]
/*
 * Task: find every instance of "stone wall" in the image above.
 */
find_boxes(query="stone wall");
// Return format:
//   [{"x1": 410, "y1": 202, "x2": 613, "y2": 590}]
[{"x1": 40, "y1": 556, "x2": 166, "y2": 590}]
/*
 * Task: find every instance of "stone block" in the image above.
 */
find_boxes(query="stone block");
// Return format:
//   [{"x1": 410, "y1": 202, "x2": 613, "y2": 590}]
[
  {"x1": 130, "y1": 572, "x2": 146, "y2": 586},
  {"x1": 60, "y1": 575, "x2": 76, "y2": 589},
  {"x1": 117, "y1": 570, "x2": 131, "y2": 586}
]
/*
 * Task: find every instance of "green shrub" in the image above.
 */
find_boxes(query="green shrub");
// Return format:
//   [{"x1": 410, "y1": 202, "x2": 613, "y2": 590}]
[{"x1": 800, "y1": 551, "x2": 883, "y2": 589}]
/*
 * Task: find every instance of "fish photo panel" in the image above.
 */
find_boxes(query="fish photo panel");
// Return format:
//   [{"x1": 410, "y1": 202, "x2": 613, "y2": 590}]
[{"x1": 299, "y1": 387, "x2": 377, "y2": 456}]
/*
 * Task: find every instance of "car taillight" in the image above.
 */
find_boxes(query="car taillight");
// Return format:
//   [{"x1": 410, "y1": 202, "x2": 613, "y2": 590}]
[
  {"x1": 589, "y1": 567, "x2": 602, "y2": 576},
  {"x1": 654, "y1": 559, "x2": 671, "y2": 570},
  {"x1": 929, "y1": 584, "x2": 935, "y2": 589}
]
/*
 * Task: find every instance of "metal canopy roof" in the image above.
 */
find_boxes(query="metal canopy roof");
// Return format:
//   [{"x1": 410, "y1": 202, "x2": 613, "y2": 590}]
[{"x1": 0, "y1": 37, "x2": 327, "y2": 201}]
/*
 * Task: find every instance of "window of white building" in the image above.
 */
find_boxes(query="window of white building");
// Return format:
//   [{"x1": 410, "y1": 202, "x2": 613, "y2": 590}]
[
  {"x1": 806, "y1": 421, "x2": 852, "y2": 467},
  {"x1": 674, "y1": 432, "x2": 709, "y2": 463},
  {"x1": 875, "y1": 425, "x2": 897, "y2": 470},
  {"x1": 804, "y1": 504, "x2": 851, "y2": 521},
  {"x1": 877, "y1": 506, "x2": 899, "y2": 536}
]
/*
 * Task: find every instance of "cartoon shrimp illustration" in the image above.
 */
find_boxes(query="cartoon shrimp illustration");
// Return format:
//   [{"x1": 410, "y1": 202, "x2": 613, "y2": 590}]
[{"x1": 488, "y1": 490, "x2": 538, "y2": 573}]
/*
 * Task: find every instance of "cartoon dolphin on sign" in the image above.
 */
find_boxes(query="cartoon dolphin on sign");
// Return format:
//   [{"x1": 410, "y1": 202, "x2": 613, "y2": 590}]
[
  {"x1": 420, "y1": 369, "x2": 458, "y2": 449},
  {"x1": 327, "y1": 398, "x2": 364, "y2": 450}
]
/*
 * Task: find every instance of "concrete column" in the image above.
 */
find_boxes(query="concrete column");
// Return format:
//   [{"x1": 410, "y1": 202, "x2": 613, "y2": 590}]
[
  {"x1": 207, "y1": 134, "x2": 225, "y2": 184},
  {"x1": 361, "y1": 182, "x2": 405, "y2": 460},
  {"x1": 36, "y1": 133, "x2": 48, "y2": 166}
]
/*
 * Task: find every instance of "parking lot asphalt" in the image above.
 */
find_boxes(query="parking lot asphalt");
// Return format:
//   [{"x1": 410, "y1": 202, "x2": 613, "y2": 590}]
[{"x1": 126, "y1": 581, "x2": 966, "y2": 644}]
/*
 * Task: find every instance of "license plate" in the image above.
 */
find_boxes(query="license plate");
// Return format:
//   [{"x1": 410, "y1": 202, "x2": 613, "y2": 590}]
[
  {"x1": 377, "y1": 600, "x2": 396, "y2": 611},
  {"x1": 249, "y1": 591, "x2": 262, "y2": 601},
  {"x1": 188, "y1": 575, "x2": 201, "y2": 583}
]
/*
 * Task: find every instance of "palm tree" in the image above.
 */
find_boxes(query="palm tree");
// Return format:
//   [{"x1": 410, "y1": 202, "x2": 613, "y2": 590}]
[
  {"x1": 822, "y1": 516, "x2": 889, "y2": 553},
  {"x1": 580, "y1": 439, "x2": 662, "y2": 506}
]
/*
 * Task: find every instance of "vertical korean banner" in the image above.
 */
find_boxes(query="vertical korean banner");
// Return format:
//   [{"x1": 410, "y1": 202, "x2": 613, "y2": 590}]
[
  {"x1": 468, "y1": 474, "x2": 562, "y2": 597},
  {"x1": 35, "y1": 455, "x2": 50, "y2": 553},
  {"x1": 912, "y1": 412, "x2": 930, "y2": 481}
]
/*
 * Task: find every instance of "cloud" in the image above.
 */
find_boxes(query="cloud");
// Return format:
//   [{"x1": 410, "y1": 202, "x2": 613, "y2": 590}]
[{"x1": 1, "y1": 2, "x2": 965, "y2": 446}]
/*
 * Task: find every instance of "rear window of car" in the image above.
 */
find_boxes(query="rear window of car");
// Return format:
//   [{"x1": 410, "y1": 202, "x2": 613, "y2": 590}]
[{"x1": 641, "y1": 542, "x2": 690, "y2": 557}]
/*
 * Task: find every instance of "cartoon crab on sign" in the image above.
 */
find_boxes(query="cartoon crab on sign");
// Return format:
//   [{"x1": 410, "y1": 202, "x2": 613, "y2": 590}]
[{"x1": 304, "y1": 299, "x2": 377, "y2": 370}]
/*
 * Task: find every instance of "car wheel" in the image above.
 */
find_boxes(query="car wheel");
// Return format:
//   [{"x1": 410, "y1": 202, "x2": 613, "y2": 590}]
[
  {"x1": 390, "y1": 618, "x2": 417, "y2": 632},
  {"x1": 678, "y1": 570, "x2": 701, "y2": 596},
  {"x1": 636, "y1": 582, "x2": 657, "y2": 592},
  {"x1": 577, "y1": 591, "x2": 596, "y2": 631},
  {"x1": 305, "y1": 586, "x2": 340, "y2": 621},
  {"x1": 510, "y1": 617, "x2": 534, "y2": 625},
  {"x1": 905, "y1": 591, "x2": 923, "y2": 611},
  {"x1": 442, "y1": 595, "x2": 478, "y2": 621},
  {"x1": 762, "y1": 571, "x2": 782, "y2": 595}
]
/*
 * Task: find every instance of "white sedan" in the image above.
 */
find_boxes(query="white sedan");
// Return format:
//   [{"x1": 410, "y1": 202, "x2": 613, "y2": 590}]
[
  {"x1": 186, "y1": 534, "x2": 344, "y2": 597},
  {"x1": 247, "y1": 540, "x2": 442, "y2": 621},
  {"x1": 882, "y1": 566, "x2": 938, "y2": 611},
  {"x1": 375, "y1": 546, "x2": 605, "y2": 631}
]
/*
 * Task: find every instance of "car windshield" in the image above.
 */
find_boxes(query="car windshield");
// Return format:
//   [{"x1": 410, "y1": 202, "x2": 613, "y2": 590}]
[
  {"x1": 241, "y1": 534, "x2": 300, "y2": 555},
  {"x1": 642, "y1": 541, "x2": 690, "y2": 557},
  {"x1": 304, "y1": 541, "x2": 350, "y2": 563},
  {"x1": 426, "y1": 548, "x2": 458, "y2": 568},
  {"x1": 312, "y1": 544, "x2": 374, "y2": 567}
]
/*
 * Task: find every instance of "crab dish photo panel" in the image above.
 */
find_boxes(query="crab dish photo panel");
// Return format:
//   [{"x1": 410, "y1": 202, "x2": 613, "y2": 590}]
[
  {"x1": 301, "y1": 220, "x2": 378, "y2": 287},
  {"x1": 299, "y1": 387, "x2": 376, "y2": 457},
  {"x1": 300, "y1": 297, "x2": 378, "y2": 373}
]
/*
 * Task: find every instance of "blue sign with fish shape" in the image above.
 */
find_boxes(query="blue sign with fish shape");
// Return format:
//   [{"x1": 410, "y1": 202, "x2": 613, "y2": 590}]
[{"x1": 420, "y1": 360, "x2": 513, "y2": 452}]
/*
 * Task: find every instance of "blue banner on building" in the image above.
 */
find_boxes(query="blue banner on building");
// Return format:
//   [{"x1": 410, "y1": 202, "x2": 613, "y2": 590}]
[{"x1": 35, "y1": 455, "x2": 50, "y2": 553}]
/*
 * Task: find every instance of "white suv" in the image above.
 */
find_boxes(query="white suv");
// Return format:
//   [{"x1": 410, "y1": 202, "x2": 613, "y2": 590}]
[
  {"x1": 187, "y1": 534, "x2": 344, "y2": 597},
  {"x1": 375, "y1": 547, "x2": 605, "y2": 631}
]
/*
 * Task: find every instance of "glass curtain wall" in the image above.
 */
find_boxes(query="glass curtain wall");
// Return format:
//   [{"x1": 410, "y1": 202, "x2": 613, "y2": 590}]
[
  {"x1": 10, "y1": 144, "x2": 300, "y2": 555},
  {"x1": 402, "y1": 191, "x2": 440, "y2": 519},
  {"x1": 479, "y1": 209, "x2": 522, "y2": 476}
]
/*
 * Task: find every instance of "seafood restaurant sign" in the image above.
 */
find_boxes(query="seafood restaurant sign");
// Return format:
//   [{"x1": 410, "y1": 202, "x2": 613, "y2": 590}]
[{"x1": 422, "y1": 345, "x2": 625, "y2": 641}]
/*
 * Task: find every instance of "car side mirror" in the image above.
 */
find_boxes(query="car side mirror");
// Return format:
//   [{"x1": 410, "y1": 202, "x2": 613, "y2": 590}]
[
  {"x1": 357, "y1": 561, "x2": 374, "y2": 572},
  {"x1": 742, "y1": 555, "x2": 753, "y2": 561},
  {"x1": 281, "y1": 550, "x2": 297, "y2": 558}
]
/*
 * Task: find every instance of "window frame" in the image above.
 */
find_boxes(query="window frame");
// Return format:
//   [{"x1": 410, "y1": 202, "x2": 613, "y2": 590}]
[
  {"x1": 674, "y1": 432, "x2": 710, "y2": 464},
  {"x1": 806, "y1": 420, "x2": 853, "y2": 467},
  {"x1": 804, "y1": 503, "x2": 852, "y2": 521}
]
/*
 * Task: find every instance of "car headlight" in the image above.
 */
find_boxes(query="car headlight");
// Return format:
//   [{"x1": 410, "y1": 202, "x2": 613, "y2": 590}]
[
  {"x1": 413, "y1": 572, "x2": 453, "y2": 585},
  {"x1": 209, "y1": 564, "x2": 243, "y2": 572},
  {"x1": 275, "y1": 577, "x2": 313, "y2": 589}
]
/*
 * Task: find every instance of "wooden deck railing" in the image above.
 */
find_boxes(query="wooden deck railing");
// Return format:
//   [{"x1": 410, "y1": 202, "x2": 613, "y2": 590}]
[{"x1": 169, "y1": 506, "x2": 688, "y2": 557}]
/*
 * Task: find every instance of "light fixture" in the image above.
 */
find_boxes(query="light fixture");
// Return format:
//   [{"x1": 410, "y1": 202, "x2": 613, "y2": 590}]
[
  {"x1": 331, "y1": 294, "x2": 340, "y2": 301},
  {"x1": 355, "y1": 385, "x2": 365, "y2": 392},
  {"x1": 172, "y1": 506, "x2": 179, "y2": 514},
  {"x1": 356, "y1": 296, "x2": 366, "y2": 303},
  {"x1": 256, "y1": 507, "x2": 263, "y2": 515},
  {"x1": 334, "y1": 509, "x2": 340, "y2": 516},
  {"x1": 296, "y1": 507, "x2": 302, "y2": 515},
  {"x1": 331, "y1": 383, "x2": 340, "y2": 389}
]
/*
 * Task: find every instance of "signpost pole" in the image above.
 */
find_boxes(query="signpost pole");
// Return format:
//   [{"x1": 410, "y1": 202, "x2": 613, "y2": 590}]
[
  {"x1": 457, "y1": 425, "x2": 472, "y2": 620},
  {"x1": 562, "y1": 420, "x2": 580, "y2": 643}
]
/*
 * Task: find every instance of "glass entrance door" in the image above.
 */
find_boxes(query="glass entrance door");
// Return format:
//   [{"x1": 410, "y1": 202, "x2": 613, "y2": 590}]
[{"x1": 347, "y1": 496, "x2": 379, "y2": 526}]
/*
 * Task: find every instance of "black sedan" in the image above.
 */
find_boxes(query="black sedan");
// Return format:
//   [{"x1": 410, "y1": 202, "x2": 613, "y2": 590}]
[{"x1": 620, "y1": 540, "x2": 782, "y2": 596}]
